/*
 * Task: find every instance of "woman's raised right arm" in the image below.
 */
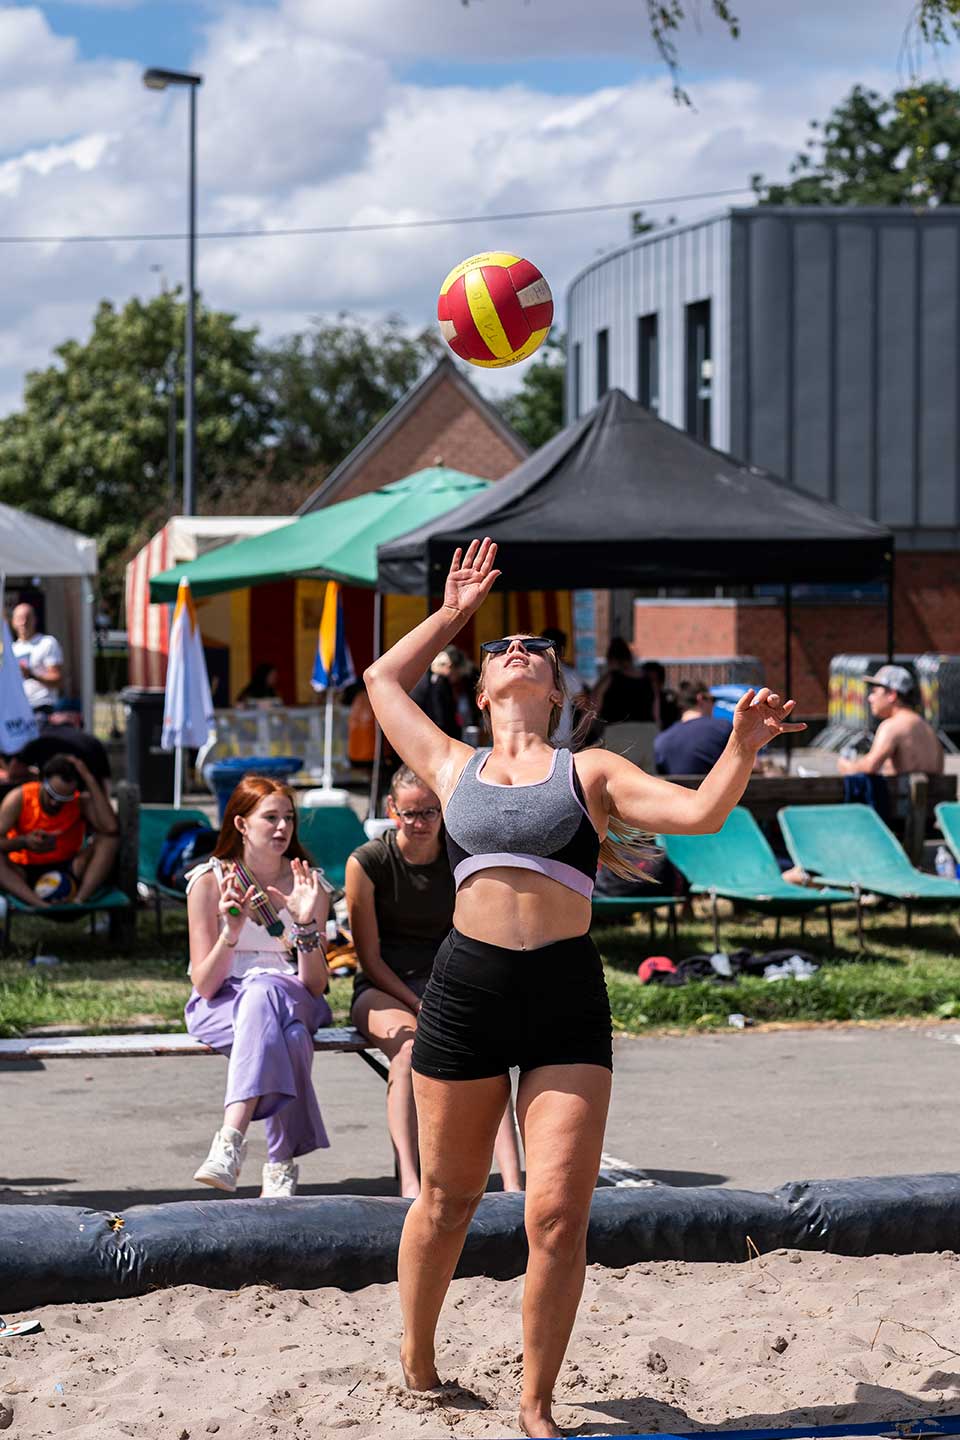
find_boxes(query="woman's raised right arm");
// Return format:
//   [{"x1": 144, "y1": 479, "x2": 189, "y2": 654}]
[
  {"x1": 364, "y1": 539, "x2": 500, "y2": 795},
  {"x1": 187, "y1": 869, "x2": 248, "y2": 1000}
]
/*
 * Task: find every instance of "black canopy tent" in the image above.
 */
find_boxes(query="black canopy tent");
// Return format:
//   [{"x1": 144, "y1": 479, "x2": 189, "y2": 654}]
[
  {"x1": 377, "y1": 388, "x2": 897, "y2": 708},
  {"x1": 379, "y1": 388, "x2": 894, "y2": 591}
]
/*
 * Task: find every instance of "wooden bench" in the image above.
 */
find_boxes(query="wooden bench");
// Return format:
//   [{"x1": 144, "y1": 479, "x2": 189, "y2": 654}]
[{"x1": 0, "y1": 1026, "x2": 389, "y2": 1082}]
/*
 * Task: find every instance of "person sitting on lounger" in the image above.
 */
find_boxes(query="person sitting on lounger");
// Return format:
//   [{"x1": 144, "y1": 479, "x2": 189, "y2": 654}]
[
  {"x1": 837, "y1": 665, "x2": 944, "y2": 777},
  {"x1": 0, "y1": 754, "x2": 118, "y2": 907},
  {"x1": 346, "y1": 765, "x2": 524, "y2": 1198}
]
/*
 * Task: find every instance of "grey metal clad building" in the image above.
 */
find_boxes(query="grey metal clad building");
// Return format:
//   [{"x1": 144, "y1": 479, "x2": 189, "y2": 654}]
[{"x1": 565, "y1": 206, "x2": 960, "y2": 551}]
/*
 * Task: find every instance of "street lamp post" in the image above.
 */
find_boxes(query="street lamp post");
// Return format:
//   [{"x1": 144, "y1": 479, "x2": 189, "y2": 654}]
[{"x1": 143, "y1": 67, "x2": 203, "y2": 517}]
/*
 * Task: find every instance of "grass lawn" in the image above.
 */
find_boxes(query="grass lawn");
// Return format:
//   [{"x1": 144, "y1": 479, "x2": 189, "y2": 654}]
[{"x1": 0, "y1": 899, "x2": 958, "y2": 1038}]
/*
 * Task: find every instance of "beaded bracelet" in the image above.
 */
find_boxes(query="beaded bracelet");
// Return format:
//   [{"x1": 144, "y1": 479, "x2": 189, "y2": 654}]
[{"x1": 295, "y1": 933, "x2": 325, "y2": 954}]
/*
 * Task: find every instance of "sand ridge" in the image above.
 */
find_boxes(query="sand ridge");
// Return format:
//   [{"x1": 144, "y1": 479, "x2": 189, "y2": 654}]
[{"x1": 2, "y1": 1249, "x2": 960, "y2": 1437}]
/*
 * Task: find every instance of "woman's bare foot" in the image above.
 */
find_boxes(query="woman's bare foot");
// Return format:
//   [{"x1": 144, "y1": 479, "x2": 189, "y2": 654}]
[
  {"x1": 400, "y1": 1347, "x2": 442, "y2": 1393},
  {"x1": 518, "y1": 1402, "x2": 562, "y2": 1438}
]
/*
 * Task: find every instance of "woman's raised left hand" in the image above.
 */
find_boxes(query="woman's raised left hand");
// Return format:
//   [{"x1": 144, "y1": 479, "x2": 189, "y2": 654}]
[
  {"x1": 732, "y1": 687, "x2": 807, "y2": 752},
  {"x1": 268, "y1": 858, "x2": 327, "y2": 927}
]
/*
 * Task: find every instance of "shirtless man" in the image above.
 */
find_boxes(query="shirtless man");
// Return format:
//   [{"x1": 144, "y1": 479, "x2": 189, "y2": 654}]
[{"x1": 837, "y1": 665, "x2": 944, "y2": 776}]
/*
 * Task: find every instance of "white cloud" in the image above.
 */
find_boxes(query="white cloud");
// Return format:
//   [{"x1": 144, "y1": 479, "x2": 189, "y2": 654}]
[{"x1": 2, "y1": 0, "x2": 960, "y2": 423}]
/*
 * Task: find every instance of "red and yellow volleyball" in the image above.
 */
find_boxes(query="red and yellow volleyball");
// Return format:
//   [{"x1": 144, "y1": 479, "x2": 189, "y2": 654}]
[{"x1": 437, "y1": 251, "x2": 554, "y2": 368}]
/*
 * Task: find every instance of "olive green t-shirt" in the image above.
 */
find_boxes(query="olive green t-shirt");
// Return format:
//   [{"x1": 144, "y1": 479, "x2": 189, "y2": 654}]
[{"x1": 352, "y1": 827, "x2": 454, "y2": 983}]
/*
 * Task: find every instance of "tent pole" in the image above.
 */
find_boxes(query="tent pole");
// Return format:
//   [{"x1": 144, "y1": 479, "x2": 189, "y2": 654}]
[
  {"x1": 886, "y1": 552, "x2": 895, "y2": 662},
  {"x1": 367, "y1": 591, "x2": 384, "y2": 823},
  {"x1": 783, "y1": 583, "x2": 793, "y2": 771},
  {"x1": 174, "y1": 746, "x2": 184, "y2": 809},
  {"x1": 80, "y1": 576, "x2": 95, "y2": 733},
  {"x1": 322, "y1": 688, "x2": 334, "y2": 790}
]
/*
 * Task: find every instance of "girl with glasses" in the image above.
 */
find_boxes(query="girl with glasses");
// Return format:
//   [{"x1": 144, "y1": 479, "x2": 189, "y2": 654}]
[
  {"x1": 364, "y1": 538, "x2": 804, "y2": 1439},
  {"x1": 346, "y1": 765, "x2": 522, "y2": 1198}
]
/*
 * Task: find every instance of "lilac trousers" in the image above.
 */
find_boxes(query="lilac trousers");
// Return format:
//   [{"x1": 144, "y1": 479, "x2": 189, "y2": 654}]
[{"x1": 185, "y1": 970, "x2": 332, "y2": 1162}]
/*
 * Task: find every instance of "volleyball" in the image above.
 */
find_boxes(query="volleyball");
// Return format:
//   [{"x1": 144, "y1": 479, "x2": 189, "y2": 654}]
[
  {"x1": 33, "y1": 868, "x2": 77, "y2": 903},
  {"x1": 437, "y1": 252, "x2": 554, "y2": 368}
]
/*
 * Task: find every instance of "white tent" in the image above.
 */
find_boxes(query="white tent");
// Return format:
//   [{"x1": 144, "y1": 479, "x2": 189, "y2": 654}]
[{"x1": 0, "y1": 505, "x2": 99, "y2": 730}]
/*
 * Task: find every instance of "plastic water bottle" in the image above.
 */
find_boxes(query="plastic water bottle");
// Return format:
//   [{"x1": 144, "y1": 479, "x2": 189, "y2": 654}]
[{"x1": 935, "y1": 846, "x2": 956, "y2": 878}]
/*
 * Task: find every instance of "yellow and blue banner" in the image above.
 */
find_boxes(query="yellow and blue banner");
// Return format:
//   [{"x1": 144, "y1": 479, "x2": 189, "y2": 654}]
[{"x1": 311, "y1": 581, "x2": 355, "y2": 693}]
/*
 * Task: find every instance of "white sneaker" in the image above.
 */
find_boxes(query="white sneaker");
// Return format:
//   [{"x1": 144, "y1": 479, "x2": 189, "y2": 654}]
[
  {"x1": 261, "y1": 1160, "x2": 299, "y2": 1198},
  {"x1": 193, "y1": 1127, "x2": 247, "y2": 1192}
]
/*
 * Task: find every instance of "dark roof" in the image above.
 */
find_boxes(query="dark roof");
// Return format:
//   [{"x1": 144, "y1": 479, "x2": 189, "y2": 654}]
[
  {"x1": 296, "y1": 355, "x2": 528, "y2": 514},
  {"x1": 377, "y1": 388, "x2": 894, "y2": 594}
]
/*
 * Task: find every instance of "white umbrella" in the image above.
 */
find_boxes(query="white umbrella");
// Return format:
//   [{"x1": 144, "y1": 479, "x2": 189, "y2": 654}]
[{"x1": 161, "y1": 578, "x2": 215, "y2": 807}]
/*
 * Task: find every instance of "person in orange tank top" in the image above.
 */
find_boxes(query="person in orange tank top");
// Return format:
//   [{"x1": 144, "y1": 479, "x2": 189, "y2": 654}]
[{"x1": 0, "y1": 755, "x2": 119, "y2": 907}]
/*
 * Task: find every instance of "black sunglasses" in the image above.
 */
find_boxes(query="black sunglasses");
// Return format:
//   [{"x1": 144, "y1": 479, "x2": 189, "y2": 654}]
[{"x1": 480, "y1": 637, "x2": 559, "y2": 658}]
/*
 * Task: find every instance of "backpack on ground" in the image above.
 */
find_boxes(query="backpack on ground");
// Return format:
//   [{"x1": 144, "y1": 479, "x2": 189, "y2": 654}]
[{"x1": 157, "y1": 820, "x2": 217, "y2": 892}]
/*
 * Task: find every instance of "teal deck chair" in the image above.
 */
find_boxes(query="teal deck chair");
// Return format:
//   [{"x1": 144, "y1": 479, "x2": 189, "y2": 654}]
[
  {"x1": 297, "y1": 805, "x2": 368, "y2": 892},
  {"x1": 660, "y1": 807, "x2": 851, "y2": 951},
  {"x1": 779, "y1": 802, "x2": 960, "y2": 945},
  {"x1": 936, "y1": 801, "x2": 960, "y2": 868},
  {"x1": 1, "y1": 885, "x2": 134, "y2": 954},
  {"x1": 591, "y1": 890, "x2": 683, "y2": 944},
  {"x1": 138, "y1": 806, "x2": 213, "y2": 938}
]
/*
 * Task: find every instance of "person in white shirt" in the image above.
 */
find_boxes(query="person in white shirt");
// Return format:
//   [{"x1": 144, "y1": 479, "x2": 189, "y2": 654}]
[{"x1": 11, "y1": 605, "x2": 63, "y2": 713}]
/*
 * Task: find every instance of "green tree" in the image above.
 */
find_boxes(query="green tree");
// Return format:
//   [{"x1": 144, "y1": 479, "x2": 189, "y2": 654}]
[
  {"x1": 753, "y1": 81, "x2": 960, "y2": 206},
  {"x1": 261, "y1": 314, "x2": 441, "y2": 476},
  {"x1": 0, "y1": 292, "x2": 273, "y2": 612},
  {"x1": 498, "y1": 334, "x2": 566, "y2": 451}
]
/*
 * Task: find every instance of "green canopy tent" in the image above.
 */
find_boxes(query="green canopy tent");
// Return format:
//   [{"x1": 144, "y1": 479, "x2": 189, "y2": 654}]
[
  {"x1": 149, "y1": 467, "x2": 491, "y2": 601},
  {"x1": 148, "y1": 467, "x2": 492, "y2": 815}
]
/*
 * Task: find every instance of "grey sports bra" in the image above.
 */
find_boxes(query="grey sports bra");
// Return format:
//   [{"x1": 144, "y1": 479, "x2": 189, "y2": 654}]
[{"x1": 444, "y1": 747, "x2": 600, "y2": 900}]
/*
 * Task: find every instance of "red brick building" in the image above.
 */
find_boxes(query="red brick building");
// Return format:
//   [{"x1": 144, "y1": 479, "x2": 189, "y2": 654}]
[
  {"x1": 631, "y1": 552, "x2": 960, "y2": 719},
  {"x1": 296, "y1": 356, "x2": 553, "y2": 670},
  {"x1": 297, "y1": 355, "x2": 527, "y2": 512}
]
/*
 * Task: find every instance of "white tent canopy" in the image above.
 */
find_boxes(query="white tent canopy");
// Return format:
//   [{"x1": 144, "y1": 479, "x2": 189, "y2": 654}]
[
  {"x1": 0, "y1": 505, "x2": 98, "y2": 577},
  {"x1": 0, "y1": 504, "x2": 99, "y2": 730}
]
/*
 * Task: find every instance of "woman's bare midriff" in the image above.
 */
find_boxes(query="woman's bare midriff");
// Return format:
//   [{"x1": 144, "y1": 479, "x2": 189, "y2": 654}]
[{"x1": 453, "y1": 868, "x2": 592, "y2": 950}]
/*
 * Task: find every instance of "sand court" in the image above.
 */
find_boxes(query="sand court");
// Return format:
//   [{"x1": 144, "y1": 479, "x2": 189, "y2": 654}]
[{"x1": 3, "y1": 1249, "x2": 960, "y2": 1438}]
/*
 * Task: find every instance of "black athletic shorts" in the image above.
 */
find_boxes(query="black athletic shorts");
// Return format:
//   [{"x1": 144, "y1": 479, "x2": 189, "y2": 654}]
[{"x1": 411, "y1": 927, "x2": 613, "y2": 1081}]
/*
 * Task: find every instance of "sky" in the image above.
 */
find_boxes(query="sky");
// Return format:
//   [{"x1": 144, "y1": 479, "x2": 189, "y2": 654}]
[{"x1": 2, "y1": 0, "x2": 959, "y2": 419}]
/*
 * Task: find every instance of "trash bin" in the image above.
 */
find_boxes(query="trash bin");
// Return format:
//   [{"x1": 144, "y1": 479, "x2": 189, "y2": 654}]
[
  {"x1": 121, "y1": 687, "x2": 174, "y2": 804},
  {"x1": 206, "y1": 755, "x2": 303, "y2": 821},
  {"x1": 709, "y1": 684, "x2": 752, "y2": 723}
]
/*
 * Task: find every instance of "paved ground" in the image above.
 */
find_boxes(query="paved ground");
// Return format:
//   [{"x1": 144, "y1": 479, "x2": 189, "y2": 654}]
[{"x1": 2, "y1": 1022, "x2": 958, "y2": 1208}]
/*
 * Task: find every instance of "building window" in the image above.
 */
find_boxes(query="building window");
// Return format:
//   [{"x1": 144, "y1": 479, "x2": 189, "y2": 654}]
[
  {"x1": 572, "y1": 342, "x2": 582, "y2": 419},
  {"x1": 596, "y1": 328, "x2": 609, "y2": 401},
  {"x1": 685, "y1": 300, "x2": 712, "y2": 443},
  {"x1": 637, "y1": 313, "x2": 659, "y2": 412}
]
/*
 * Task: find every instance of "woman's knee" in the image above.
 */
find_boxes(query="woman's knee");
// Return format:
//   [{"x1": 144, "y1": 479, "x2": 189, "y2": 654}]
[
  {"x1": 236, "y1": 973, "x2": 285, "y2": 1013},
  {"x1": 525, "y1": 1202, "x2": 590, "y2": 1259},
  {"x1": 418, "y1": 1181, "x2": 485, "y2": 1234},
  {"x1": 389, "y1": 1035, "x2": 416, "y2": 1075}
]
